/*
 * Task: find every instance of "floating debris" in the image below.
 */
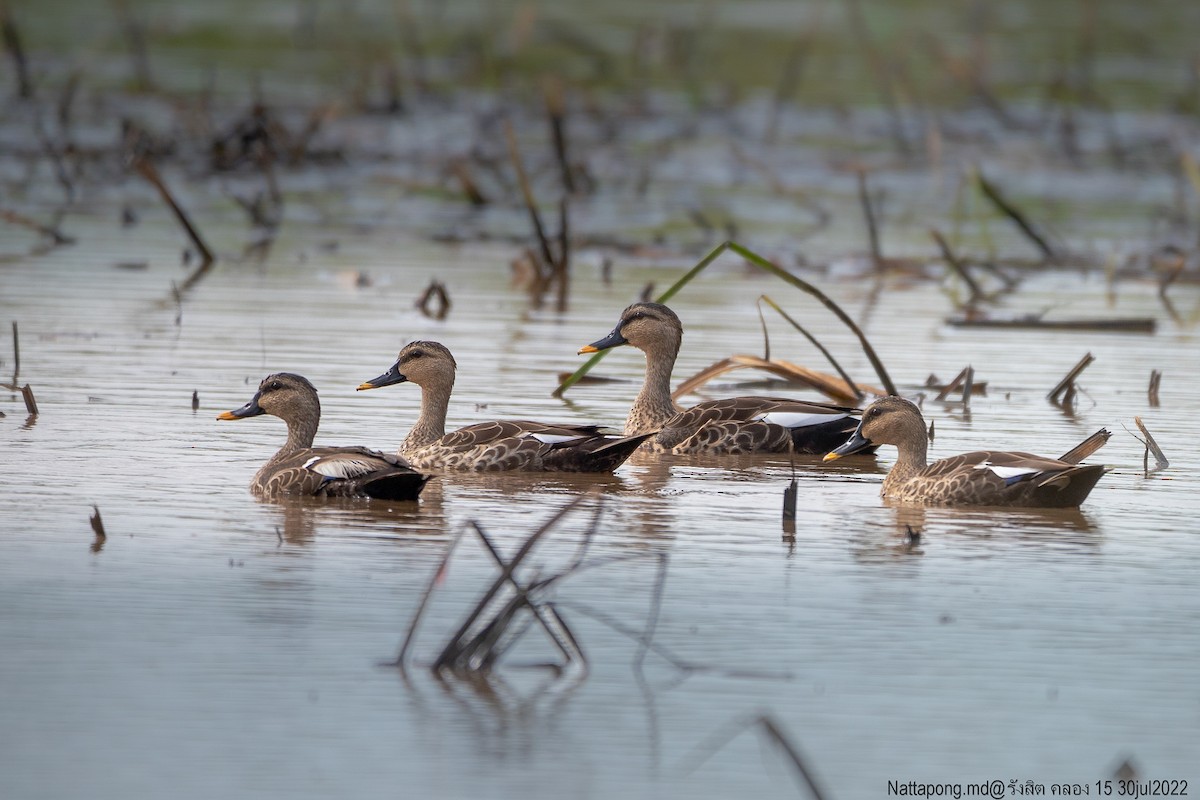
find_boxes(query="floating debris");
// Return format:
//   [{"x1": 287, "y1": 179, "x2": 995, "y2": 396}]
[{"x1": 191, "y1": 390, "x2": 199, "y2": 412}]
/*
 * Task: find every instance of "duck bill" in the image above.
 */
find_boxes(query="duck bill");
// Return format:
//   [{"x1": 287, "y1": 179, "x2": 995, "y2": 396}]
[
  {"x1": 823, "y1": 428, "x2": 874, "y2": 461},
  {"x1": 217, "y1": 393, "x2": 265, "y2": 421},
  {"x1": 357, "y1": 362, "x2": 408, "y2": 391},
  {"x1": 578, "y1": 327, "x2": 628, "y2": 355}
]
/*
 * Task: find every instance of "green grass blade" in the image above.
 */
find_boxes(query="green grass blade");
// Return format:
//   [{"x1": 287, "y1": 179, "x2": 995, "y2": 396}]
[
  {"x1": 552, "y1": 241, "x2": 732, "y2": 397},
  {"x1": 553, "y1": 240, "x2": 897, "y2": 398}
]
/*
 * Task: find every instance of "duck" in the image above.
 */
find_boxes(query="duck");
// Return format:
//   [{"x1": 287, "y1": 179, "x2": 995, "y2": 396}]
[
  {"x1": 217, "y1": 372, "x2": 429, "y2": 500},
  {"x1": 823, "y1": 395, "x2": 1109, "y2": 507},
  {"x1": 356, "y1": 341, "x2": 654, "y2": 472},
  {"x1": 578, "y1": 302, "x2": 862, "y2": 454}
]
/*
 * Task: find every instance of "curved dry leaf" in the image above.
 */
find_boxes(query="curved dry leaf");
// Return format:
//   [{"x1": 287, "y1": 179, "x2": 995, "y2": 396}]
[{"x1": 672, "y1": 354, "x2": 879, "y2": 405}]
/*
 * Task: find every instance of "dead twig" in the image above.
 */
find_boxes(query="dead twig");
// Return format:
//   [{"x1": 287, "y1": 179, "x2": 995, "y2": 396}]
[
  {"x1": 0, "y1": 0, "x2": 34, "y2": 99},
  {"x1": 133, "y1": 156, "x2": 215, "y2": 269},
  {"x1": 1047, "y1": 353, "x2": 1094, "y2": 406},
  {"x1": 2, "y1": 382, "x2": 41, "y2": 416},
  {"x1": 1131, "y1": 416, "x2": 1169, "y2": 476},
  {"x1": 544, "y1": 77, "x2": 575, "y2": 195},
  {"x1": 680, "y1": 715, "x2": 830, "y2": 800},
  {"x1": 758, "y1": 295, "x2": 864, "y2": 401},
  {"x1": 416, "y1": 280, "x2": 452, "y2": 321},
  {"x1": 432, "y1": 494, "x2": 591, "y2": 671},
  {"x1": 449, "y1": 159, "x2": 488, "y2": 206},
  {"x1": 89, "y1": 505, "x2": 107, "y2": 552},
  {"x1": 392, "y1": 524, "x2": 469, "y2": 669},
  {"x1": 934, "y1": 366, "x2": 969, "y2": 402},
  {"x1": 931, "y1": 229, "x2": 984, "y2": 306},
  {"x1": 503, "y1": 119, "x2": 556, "y2": 274},
  {"x1": 858, "y1": 169, "x2": 884, "y2": 272},
  {"x1": 1148, "y1": 370, "x2": 1161, "y2": 407},
  {"x1": 975, "y1": 170, "x2": 1058, "y2": 261},
  {"x1": 1, "y1": 209, "x2": 75, "y2": 246},
  {"x1": 10, "y1": 320, "x2": 18, "y2": 385},
  {"x1": 503, "y1": 119, "x2": 570, "y2": 310},
  {"x1": 672, "y1": 355, "x2": 876, "y2": 406},
  {"x1": 759, "y1": 716, "x2": 833, "y2": 800}
]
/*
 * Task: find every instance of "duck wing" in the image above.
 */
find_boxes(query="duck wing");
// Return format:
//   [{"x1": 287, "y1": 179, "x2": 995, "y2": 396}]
[
  {"x1": 411, "y1": 420, "x2": 642, "y2": 472},
  {"x1": 257, "y1": 447, "x2": 427, "y2": 500},
  {"x1": 662, "y1": 396, "x2": 860, "y2": 454},
  {"x1": 904, "y1": 450, "x2": 1106, "y2": 507}
]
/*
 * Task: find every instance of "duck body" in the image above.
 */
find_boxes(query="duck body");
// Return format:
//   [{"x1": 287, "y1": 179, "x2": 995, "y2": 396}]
[
  {"x1": 656, "y1": 396, "x2": 861, "y2": 455},
  {"x1": 398, "y1": 419, "x2": 654, "y2": 472},
  {"x1": 218, "y1": 373, "x2": 428, "y2": 501},
  {"x1": 250, "y1": 446, "x2": 429, "y2": 500},
  {"x1": 580, "y1": 302, "x2": 862, "y2": 455},
  {"x1": 358, "y1": 341, "x2": 652, "y2": 473},
  {"x1": 825, "y1": 395, "x2": 1108, "y2": 508}
]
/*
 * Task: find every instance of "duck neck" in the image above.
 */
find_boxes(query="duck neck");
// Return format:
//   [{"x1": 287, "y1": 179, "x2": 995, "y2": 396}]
[
  {"x1": 261, "y1": 400, "x2": 319, "y2": 476},
  {"x1": 404, "y1": 376, "x2": 451, "y2": 451},
  {"x1": 882, "y1": 426, "x2": 929, "y2": 495},
  {"x1": 627, "y1": 339, "x2": 680, "y2": 436}
]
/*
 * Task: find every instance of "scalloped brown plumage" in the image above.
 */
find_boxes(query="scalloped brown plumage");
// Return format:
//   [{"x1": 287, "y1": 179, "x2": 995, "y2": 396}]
[
  {"x1": 824, "y1": 395, "x2": 1109, "y2": 507},
  {"x1": 579, "y1": 302, "x2": 862, "y2": 455},
  {"x1": 218, "y1": 373, "x2": 428, "y2": 500},
  {"x1": 358, "y1": 342, "x2": 653, "y2": 472}
]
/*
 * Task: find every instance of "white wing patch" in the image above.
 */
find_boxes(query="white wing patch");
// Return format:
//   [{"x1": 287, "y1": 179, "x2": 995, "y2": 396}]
[
  {"x1": 525, "y1": 433, "x2": 586, "y2": 445},
  {"x1": 974, "y1": 462, "x2": 1041, "y2": 481},
  {"x1": 754, "y1": 412, "x2": 846, "y2": 429},
  {"x1": 305, "y1": 455, "x2": 379, "y2": 479}
]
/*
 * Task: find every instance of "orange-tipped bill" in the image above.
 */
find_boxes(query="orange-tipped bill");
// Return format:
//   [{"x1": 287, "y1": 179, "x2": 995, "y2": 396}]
[
  {"x1": 217, "y1": 393, "x2": 264, "y2": 421},
  {"x1": 357, "y1": 362, "x2": 407, "y2": 391},
  {"x1": 578, "y1": 327, "x2": 627, "y2": 355},
  {"x1": 824, "y1": 427, "x2": 873, "y2": 461}
]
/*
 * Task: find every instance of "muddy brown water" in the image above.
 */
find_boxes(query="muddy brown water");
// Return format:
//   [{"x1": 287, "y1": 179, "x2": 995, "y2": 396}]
[{"x1": 2, "y1": 216, "x2": 1199, "y2": 798}]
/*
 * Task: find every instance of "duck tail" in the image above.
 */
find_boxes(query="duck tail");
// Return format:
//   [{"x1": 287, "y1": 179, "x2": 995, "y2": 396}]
[
  {"x1": 551, "y1": 431, "x2": 657, "y2": 473},
  {"x1": 1032, "y1": 464, "x2": 1108, "y2": 507},
  {"x1": 360, "y1": 469, "x2": 431, "y2": 501}
]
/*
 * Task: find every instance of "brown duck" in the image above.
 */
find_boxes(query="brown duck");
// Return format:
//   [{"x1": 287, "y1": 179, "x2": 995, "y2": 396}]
[
  {"x1": 579, "y1": 302, "x2": 861, "y2": 454},
  {"x1": 357, "y1": 341, "x2": 653, "y2": 472},
  {"x1": 824, "y1": 395, "x2": 1109, "y2": 507},
  {"x1": 218, "y1": 372, "x2": 428, "y2": 500}
]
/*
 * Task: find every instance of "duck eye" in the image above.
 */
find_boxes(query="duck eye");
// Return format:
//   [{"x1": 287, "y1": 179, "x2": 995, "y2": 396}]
[
  {"x1": 409, "y1": 350, "x2": 424, "y2": 359},
  {"x1": 269, "y1": 381, "x2": 282, "y2": 391}
]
